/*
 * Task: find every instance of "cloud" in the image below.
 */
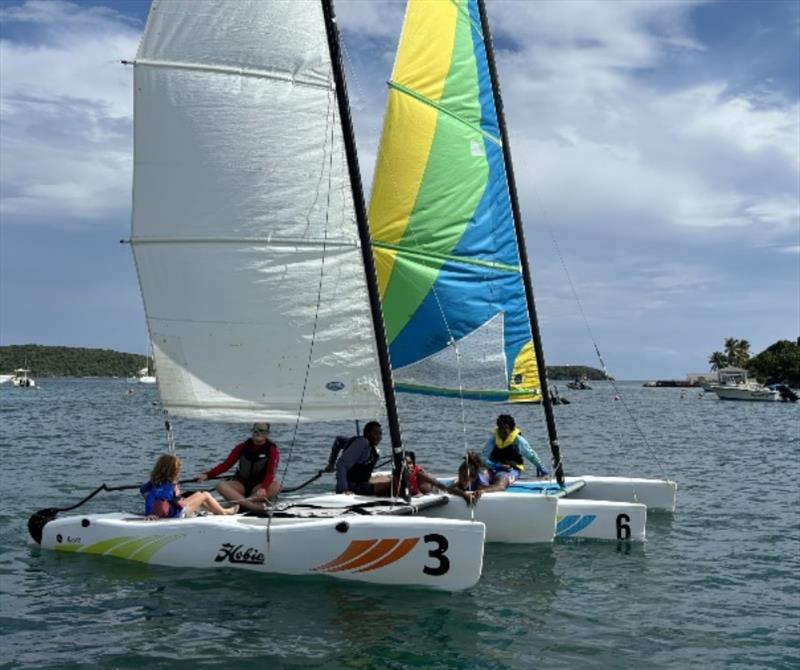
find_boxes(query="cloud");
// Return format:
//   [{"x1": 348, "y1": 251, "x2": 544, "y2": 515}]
[{"x1": 0, "y1": 0, "x2": 141, "y2": 225}]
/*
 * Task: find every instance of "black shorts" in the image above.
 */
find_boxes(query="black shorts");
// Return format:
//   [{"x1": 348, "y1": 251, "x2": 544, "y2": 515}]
[
  {"x1": 233, "y1": 476, "x2": 259, "y2": 496},
  {"x1": 349, "y1": 481, "x2": 376, "y2": 496}
]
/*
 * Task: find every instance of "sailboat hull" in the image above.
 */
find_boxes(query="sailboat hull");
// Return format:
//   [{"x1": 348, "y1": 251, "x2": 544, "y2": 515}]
[
  {"x1": 295, "y1": 491, "x2": 558, "y2": 544},
  {"x1": 556, "y1": 476, "x2": 677, "y2": 512},
  {"x1": 39, "y1": 513, "x2": 485, "y2": 592},
  {"x1": 555, "y1": 498, "x2": 646, "y2": 541}
]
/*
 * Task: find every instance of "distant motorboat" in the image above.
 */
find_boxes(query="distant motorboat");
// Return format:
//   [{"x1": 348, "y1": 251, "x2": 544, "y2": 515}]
[
  {"x1": 0, "y1": 374, "x2": 14, "y2": 385},
  {"x1": 713, "y1": 384, "x2": 780, "y2": 402},
  {"x1": 135, "y1": 366, "x2": 157, "y2": 384},
  {"x1": 710, "y1": 369, "x2": 783, "y2": 402},
  {"x1": 566, "y1": 378, "x2": 591, "y2": 390},
  {"x1": 11, "y1": 368, "x2": 36, "y2": 388}
]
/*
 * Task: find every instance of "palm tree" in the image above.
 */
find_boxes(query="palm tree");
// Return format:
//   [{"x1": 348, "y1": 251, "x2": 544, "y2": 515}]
[
  {"x1": 709, "y1": 351, "x2": 728, "y2": 371},
  {"x1": 736, "y1": 339, "x2": 751, "y2": 367},
  {"x1": 723, "y1": 338, "x2": 738, "y2": 363},
  {"x1": 722, "y1": 338, "x2": 751, "y2": 368}
]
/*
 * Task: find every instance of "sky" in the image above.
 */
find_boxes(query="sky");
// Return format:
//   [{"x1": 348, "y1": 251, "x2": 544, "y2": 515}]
[{"x1": 0, "y1": 0, "x2": 798, "y2": 380}]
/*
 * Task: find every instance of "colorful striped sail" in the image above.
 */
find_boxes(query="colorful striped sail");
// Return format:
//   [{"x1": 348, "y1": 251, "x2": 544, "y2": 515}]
[{"x1": 368, "y1": 0, "x2": 541, "y2": 402}]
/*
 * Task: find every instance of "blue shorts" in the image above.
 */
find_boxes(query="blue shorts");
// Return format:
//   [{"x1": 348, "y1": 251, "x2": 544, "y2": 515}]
[{"x1": 490, "y1": 467, "x2": 520, "y2": 484}]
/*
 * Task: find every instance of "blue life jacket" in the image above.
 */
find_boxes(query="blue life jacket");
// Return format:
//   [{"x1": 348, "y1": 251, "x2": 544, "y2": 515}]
[{"x1": 140, "y1": 481, "x2": 181, "y2": 518}]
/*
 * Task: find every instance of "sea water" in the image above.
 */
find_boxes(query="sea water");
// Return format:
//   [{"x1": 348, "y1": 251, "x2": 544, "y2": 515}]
[{"x1": 0, "y1": 379, "x2": 797, "y2": 669}]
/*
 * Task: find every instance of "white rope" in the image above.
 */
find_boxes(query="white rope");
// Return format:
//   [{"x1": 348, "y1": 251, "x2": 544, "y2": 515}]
[
  {"x1": 518, "y1": 162, "x2": 671, "y2": 481},
  {"x1": 279, "y1": 84, "x2": 338, "y2": 492}
]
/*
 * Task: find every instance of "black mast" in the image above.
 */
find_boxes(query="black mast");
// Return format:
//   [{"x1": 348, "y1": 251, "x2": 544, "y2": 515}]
[
  {"x1": 477, "y1": 0, "x2": 564, "y2": 487},
  {"x1": 321, "y1": 0, "x2": 407, "y2": 495}
]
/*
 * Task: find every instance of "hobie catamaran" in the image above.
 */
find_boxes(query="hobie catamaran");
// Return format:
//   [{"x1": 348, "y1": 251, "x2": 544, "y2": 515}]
[
  {"x1": 28, "y1": 0, "x2": 485, "y2": 592},
  {"x1": 297, "y1": 0, "x2": 676, "y2": 543}
]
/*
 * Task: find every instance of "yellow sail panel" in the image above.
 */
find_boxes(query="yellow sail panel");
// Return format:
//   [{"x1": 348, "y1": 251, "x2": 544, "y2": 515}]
[
  {"x1": 509, "y1": 341, "x2": 542, "y2": 402},
  {"x1": 368, "y1": 0, "x2": 461, "y2": 296},
  {"x1": 369, "y1": 92, "x2": 440, "y2": 294},
  {"x1": 392, "y1": 0, "x2": 459, "y2": 102}
]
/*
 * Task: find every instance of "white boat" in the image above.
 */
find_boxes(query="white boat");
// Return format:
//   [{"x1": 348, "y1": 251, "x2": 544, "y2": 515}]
[
  {"x1": 11, "y1": 367, "x2": 36, "y2": 388},
  {"x1": 358, "y1": 0, "x2": 675, "y2": 542},
  {"x1": 710, "y1": 368, "x2": 780, "y2": 401},
  {"x1": 136, "y1": 367, "x2": 157, "y2": 385},
  {"x1": 0, "y1": 374, "x2": 14, "y2": 384},
  {"x1": 713, "y1": 384, "x2": 780, "y2": 402},
  {"x1": 31, "y1": 0, "x2": 485, "y2": 592}
]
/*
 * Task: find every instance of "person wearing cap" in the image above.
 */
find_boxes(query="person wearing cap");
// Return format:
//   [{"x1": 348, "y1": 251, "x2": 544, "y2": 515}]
[{"x1": 195, "y1": 422, "x2": 280, "y2": 512}]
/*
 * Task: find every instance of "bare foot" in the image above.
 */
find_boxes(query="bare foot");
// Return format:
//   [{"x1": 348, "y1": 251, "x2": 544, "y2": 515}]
[{"x1": 224, "y1": 504, "x2": 240, "y2": 515}]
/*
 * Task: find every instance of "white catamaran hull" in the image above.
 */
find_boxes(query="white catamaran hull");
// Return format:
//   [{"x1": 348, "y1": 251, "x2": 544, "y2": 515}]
[
  {"x1": 555, "y1": 498, "x2": 646, "y2": 541},
  {"x1": 554, "y1": 476, "x2": 677, "y2": 512},
  {"x1": 294, "y1": 492, "x2": 559, "y2": 544},
  {"x1": 421, "y1": 475, "x2": 675, "y2": 541},
  {"x1": 40, "y1": 513, "x2": 485, "y2": 592}
]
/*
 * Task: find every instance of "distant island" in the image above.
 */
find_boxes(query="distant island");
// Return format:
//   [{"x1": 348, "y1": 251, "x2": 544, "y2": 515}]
[
  {"x1": 1, "y1": 344, "x2": 606, "y2": 382},
  {"x1": 0, "y1": 345, "x2": 148, "y2": 378},
  {"x1": 546, "y1": 365, "x2": 606, "y2": 381}
]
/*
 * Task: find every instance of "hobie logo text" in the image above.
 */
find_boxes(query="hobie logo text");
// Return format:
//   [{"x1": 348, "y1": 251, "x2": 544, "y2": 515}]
[{"x1": 214, "y1": 543, "x2": 265, "y2": 565}]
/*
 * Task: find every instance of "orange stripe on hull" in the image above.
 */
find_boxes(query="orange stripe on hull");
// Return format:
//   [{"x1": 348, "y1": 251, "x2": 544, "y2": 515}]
[
  {"x1": 328, "y1": 539, "x2": 401, "y2": 573},
  {"x1": 356, "y1": 537, "x2": 420, "y2": 573},
  {"x1": 312, "y1": 539, "x2": 377, "y2": 572}
]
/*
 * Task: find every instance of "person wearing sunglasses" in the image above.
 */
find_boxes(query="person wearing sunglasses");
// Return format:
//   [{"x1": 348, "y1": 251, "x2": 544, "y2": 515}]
[{"x1": 195, "y1": 422, "x2": 280, "y2": 512}]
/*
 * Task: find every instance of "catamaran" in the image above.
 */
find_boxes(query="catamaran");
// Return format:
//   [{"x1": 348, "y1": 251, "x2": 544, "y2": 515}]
[
  {"x1": 300, "y1": 0, "x2": 676, "y2": 542},
  {"x1": 28, "y1": 0, "x2": 485, "y2": 591}
]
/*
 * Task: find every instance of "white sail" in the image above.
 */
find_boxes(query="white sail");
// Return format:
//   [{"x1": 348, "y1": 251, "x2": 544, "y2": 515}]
[{"x1": 131, "y1": 0, "x2": 385, "y2": 422}]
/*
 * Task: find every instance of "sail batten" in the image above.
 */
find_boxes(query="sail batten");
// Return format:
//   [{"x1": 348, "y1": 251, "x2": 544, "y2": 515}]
[
  {"x1": 132, "y1": 0, "x2": 386, "y2": 422},
  {"x1": 368, "y1": 0, "x2": 541, "y2": 402},
  {"x1": 387, "y1": 80, "x2": 501, "y2": 145},
  {"x1": 133, "y1": 58, "x2": 335, "y2": 90}
]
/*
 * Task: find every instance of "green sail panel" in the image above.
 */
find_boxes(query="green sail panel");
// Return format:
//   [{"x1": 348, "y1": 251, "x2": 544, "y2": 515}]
[{"x1": 368, "y1": 0, "x2": 540, "y2": 402}]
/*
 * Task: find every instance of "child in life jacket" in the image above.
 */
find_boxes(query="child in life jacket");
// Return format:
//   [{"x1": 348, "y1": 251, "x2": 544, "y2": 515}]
[{"x1": 140, "y1": 454, "x2": 239, "y2": 519}]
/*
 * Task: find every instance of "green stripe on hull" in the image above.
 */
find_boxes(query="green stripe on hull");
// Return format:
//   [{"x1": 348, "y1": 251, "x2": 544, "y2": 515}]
[{"x1": 67, "y1": 534, "x2": 182, "y2": 563}]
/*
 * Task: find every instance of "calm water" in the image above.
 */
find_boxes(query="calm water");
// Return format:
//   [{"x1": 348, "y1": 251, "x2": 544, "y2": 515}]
[{"x1": 1, "y1": 379, "x2": 798, "y2": 669}]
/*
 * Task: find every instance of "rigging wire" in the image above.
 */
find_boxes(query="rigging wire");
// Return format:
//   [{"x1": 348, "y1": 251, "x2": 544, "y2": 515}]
[
  {"x1": 522, "y1": 178, "x2": 671, "y2": 481},
  {"x1": 371, "y1": 87, "x2": 477, "y2": 520},
  {"x1": 340, "y1": 34, "x2": 411, "y2": 509},
  {"x1": 278, "y1": 83, "x2": 338, "y2": 492}
]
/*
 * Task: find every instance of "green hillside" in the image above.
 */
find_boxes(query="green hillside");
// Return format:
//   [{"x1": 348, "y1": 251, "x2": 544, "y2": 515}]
[
  {"x1": 0, "y1": 345, "x2": 148, "y2": 378},
  {"x1": 546, "y1": 365, "x2": 606, "y2": 380}
]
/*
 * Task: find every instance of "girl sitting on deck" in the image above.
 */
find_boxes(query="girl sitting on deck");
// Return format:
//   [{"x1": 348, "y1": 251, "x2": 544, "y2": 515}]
[{"x1": 140, "y1": 454, "x2": 239, "y2": 519}]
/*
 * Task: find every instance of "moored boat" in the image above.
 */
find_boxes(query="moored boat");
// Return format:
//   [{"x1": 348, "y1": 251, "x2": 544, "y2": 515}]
[{"x1": 713, "y1": 384, "x2": 780, "y2": 401}]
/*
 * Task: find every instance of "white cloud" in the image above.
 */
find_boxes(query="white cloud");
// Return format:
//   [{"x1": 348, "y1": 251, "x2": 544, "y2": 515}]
[
  {"x1": 658, "y1": 83, "x2": 800, "y2": 164},
  {"x1": 0, "y1": 0, "x2": 141, "y2": 225}
]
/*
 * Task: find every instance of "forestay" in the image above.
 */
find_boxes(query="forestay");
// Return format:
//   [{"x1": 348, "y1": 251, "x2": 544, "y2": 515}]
[
  {"x1": 368, "y1": 0, "x2": 541, "y2": 402},
  {"x1": 131, "y1": 0, "x2": 385, "y2": 422}
]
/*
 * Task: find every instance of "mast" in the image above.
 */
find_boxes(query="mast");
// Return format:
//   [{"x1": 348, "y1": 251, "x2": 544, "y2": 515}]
[
  {"x1": 477, "y1": 0, "x2": 565, "y2": 487},
  {"x1": 321, "y1": 0, "x2": 407, "y2": 492}
]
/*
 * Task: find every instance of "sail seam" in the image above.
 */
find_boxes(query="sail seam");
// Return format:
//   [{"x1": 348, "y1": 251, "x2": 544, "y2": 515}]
[
  {"x1": 387, "y1": 80, "x2": 501, "y2": 146},
  {"x1": 373, "y1": 240, "x2": 519, "y2": 273},
  {"x1": 133, "y1": 58, "x2": 333, "y2": 90},
  {"x1": 395, "y1": 381, "x2": 538, "y2": 398},
  {"x1": 130, "y1": 236, "x2": 358, "y2": 248},
  {"x1": 448, "y1": 0, "x2": 484, "y2": 38}
]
